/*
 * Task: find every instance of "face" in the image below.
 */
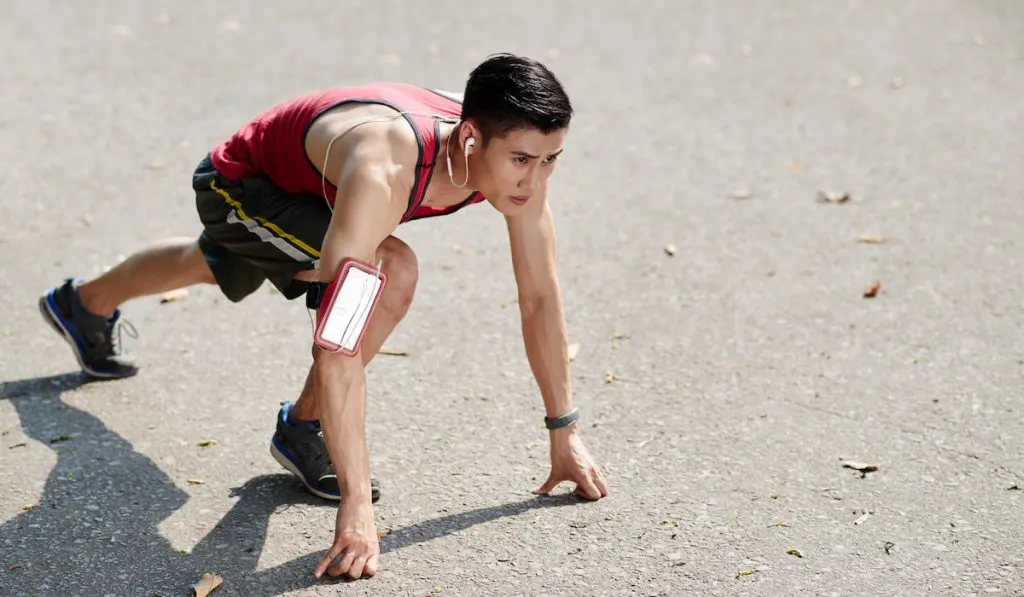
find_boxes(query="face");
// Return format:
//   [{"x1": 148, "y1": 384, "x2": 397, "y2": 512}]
[{"x1": 466, "y1": 125, "x2": 567, "y2": 216}]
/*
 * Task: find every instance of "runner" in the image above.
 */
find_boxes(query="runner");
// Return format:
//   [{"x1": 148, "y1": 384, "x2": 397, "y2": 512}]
[{"x1": 38, "y1": 53, "x2": 608, "y2": 580}]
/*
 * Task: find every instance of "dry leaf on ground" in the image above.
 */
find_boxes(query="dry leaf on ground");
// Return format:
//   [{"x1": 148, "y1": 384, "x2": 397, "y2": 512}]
[
  {"x1": 854, "y1": 512, "x2": 871, "y2": 525},
  {"x1": 567, "y1": 343, "x2": 580, "y2": 360},
  {"x1": 604, "y1": 372, "x2": 617, "y2": 384},
  {"x1": 664, "y1": 243, "x2": 677, "y2": 256},
  {"x1": 195, "y1": 439, "x2": 217, "y2": 448},
  {"x1": 817, "y1": 191, "x2": 851, "y2": 203},
  {"x1": 857, "y1": 234, "x2": 888, "y2": 244},
  {"x1": 192, "y1": 572, "x2": 223, "y2": 597},
  {"x1": 160, "y1": 288, "x2": 189, "y2": 303},
  {"x1": 841, "y1": 460, "x2": 879, "y2": 476},
  {"x1": 377, "y1": 528, "x2": 391, "y2": 538},
  {"x1": 786, "y1": 548, "x2": 803, "y2": 558},
  {"x1": 736, "y1": 569, "x2": 757, "y2": 578},
  {"x1": 379, "y1": 347, "x2": 409, "y2": 356},
  {"x1": 863, "y1": 282, "x2": 881, "y2": 298},
  {"x1": 728, "y1": 188, "x2": 752, "y2": 199}
]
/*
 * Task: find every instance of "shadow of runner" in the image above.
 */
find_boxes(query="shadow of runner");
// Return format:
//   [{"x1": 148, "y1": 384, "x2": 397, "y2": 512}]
[
  {"x1": 1, "y1": 372, "x2": 196, "y2": 595},
  {"x1": 235, "y1": 493, "x2": 580, "y2": 595},
  {"x1": 0, "y1": 374, "x2": 332, "y2": 596},
  {"x1": 0, "y1": 373, "x2": 581, "y2": 596}
]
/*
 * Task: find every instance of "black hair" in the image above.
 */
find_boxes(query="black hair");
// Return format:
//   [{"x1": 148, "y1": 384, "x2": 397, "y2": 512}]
[{"x1": 461, "y1": 53, "x2": 573, "y2": 143}]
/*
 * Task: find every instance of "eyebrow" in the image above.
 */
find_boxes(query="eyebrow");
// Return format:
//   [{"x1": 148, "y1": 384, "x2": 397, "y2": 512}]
[{"x1": 512, "y1": 149, "x2": 564, "y2": 159}]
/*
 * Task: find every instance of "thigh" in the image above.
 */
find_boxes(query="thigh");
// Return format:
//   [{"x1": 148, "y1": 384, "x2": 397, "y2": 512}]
[{"x1": 194, "y1": 156, "x2": 331, "y2": 301}]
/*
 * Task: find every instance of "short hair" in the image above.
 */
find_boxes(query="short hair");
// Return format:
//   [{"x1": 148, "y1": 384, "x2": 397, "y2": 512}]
[{"x1": 461, "y1": 53, "x2": 573, "y2": 143}]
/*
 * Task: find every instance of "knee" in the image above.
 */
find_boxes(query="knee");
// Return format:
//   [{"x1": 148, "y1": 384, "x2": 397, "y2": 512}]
[
  {"x1": 184, "y1": 241, "x2": 217, "y2": 285},
  {"x1": 378, "y1": 236, "x2": 418, "y2": 313}
]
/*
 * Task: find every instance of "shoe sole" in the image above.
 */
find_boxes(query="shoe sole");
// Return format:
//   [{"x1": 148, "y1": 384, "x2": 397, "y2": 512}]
[
  {"x1": 37, "y1": 292, "x2": 133, "y2": 380},
  {"x1": 270, "y1": 437, "x2": 381, "y2": 503}
]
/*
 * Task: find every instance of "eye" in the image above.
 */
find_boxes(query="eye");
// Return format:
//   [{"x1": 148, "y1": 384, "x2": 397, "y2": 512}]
[
  {"x1": 513, "y1": 156, "x2": 529, "y2": 165},
  {"x1": 543, "y1": 154, "x2": 559, "y2": 164}
]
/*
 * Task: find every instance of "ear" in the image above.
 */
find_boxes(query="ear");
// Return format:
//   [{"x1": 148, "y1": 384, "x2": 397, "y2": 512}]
[{"x1": 460, "y1": 121, "x2": 479, "y2": 154}]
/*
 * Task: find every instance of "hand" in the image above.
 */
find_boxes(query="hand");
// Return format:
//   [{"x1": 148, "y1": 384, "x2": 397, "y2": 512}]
[
  {"x1": 533, "y1": 427, "x2": 609, "y2": 500},
  {"x1": 314, "y1": 498, "x2": 380, "y2": 580}
]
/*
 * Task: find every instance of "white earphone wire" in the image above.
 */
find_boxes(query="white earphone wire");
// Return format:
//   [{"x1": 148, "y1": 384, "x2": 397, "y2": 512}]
[
  {"x1": 319, "y1": 110, "x2": 462, "y2": 212},
  {"x1": 445, "y1": 125, "x2": 471, "y2": 189}
]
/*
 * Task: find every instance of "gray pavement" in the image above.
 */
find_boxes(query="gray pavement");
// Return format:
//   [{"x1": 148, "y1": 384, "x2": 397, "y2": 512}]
[{"x1": 2, "y1": 1, "x2": 1023, "y2": 595}]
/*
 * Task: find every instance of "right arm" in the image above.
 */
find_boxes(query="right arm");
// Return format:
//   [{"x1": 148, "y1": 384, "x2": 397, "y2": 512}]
[{"x1": 313, "y1": 139, "x2": 405, "y2": 505}]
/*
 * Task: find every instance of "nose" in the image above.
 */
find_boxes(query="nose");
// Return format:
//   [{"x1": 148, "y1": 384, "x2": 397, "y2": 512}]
[{"x1": 518, "y1": 166, "x2": 540, "y2": 192}]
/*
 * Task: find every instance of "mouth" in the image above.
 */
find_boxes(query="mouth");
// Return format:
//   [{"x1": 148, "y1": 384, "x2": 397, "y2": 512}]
[{"x1": 509, "y1": 195, "x2": 530, "y2": 206}]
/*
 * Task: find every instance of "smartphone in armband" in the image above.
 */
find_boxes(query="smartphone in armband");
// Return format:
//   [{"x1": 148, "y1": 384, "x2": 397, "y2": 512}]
[{"x1": 313, "y1": 258, "x2": 388, "y2": 356}]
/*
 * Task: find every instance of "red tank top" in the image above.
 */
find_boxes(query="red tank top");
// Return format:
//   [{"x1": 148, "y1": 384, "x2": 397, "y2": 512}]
[{"x1": 208, "y1": 82, "x2": 485, "y2": 223}]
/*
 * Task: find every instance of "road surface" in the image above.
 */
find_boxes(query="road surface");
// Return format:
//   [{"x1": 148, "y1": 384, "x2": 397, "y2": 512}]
[{"x1": 2, "y1": 1, "x2": 1022, "y2": 595}]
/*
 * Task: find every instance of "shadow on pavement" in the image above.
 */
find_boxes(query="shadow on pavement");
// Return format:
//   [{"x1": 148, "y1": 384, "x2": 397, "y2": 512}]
[
  {"x1": 249, "y1": 493, "x2": 579, "y2": 595},
  {"x1": 0, "y1": 373, "x2": 575, "y2": 596}
]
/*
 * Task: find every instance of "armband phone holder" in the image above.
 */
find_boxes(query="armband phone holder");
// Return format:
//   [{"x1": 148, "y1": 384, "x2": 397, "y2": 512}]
[{"x1": 312, "y1": 258, "x2": 387, "y2": 355}]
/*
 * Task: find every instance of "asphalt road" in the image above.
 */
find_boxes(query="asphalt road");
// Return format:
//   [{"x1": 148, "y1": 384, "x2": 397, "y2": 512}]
[{"x1": 2, "y1": 1, "x2": 1023, "y2": 596}]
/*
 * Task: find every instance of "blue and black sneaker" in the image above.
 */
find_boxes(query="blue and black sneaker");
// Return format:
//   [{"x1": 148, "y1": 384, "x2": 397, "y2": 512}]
[
  {"x1": 270, "y1": 402, "x2": 381, "y2": 503},
  {"x1": 38, "y1": 278, "x2": 139, "y2": 379}
]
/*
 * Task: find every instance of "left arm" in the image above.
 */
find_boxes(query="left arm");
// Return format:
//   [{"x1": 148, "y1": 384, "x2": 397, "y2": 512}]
[
  {"x1": 506, "y1": 197, "x2": 572, "y2": 420},
  {"x1": 506, "y1": 195, "x2": 609, "y2": 500}
]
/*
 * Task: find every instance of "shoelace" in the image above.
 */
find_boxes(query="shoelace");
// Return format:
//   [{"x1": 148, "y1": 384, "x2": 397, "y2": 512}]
[{"x1": 109, "y1": 318, "x2": 139, "y2": 355}]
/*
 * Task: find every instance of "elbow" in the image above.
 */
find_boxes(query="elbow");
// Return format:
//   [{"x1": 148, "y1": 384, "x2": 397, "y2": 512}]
[{"x1": 517, "y1": 291, "x2": 557, "y2": 318}]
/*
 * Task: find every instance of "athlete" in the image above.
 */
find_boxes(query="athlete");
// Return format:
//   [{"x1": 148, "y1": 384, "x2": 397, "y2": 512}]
[{"x1": 37, "y1": 53, "x2": 608, "y2": 580}]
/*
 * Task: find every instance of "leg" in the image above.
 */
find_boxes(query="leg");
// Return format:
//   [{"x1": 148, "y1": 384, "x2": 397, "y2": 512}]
[
  {"x1": 40, "y1": 153, "x2": 276, "y2": 379},
  {"x1": 272, "y1": 237, "x2": 417, "y2": 503},
  {"x1": 39, "y1": 237, "x2": 217, "y2": 379},
  {"x1": 78, "y1": 237, "x2": 216, "y2": 317}
]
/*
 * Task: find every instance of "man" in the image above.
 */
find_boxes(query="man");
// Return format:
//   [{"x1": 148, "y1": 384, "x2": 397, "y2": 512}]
[{"x1": 38, "y1": 53, "x2": 608, "y2": 580}]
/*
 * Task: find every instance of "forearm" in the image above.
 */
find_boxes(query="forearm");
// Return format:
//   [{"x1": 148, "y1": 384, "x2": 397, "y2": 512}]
[
  {"x1": 520, "y1": 293, "x2": 573, "y2": 419},
  {"x1": 314, "y1": 355, "x2": 373, "y2": 501}
]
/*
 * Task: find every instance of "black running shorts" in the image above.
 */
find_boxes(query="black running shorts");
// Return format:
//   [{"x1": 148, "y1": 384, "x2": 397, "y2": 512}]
[{"x1": 192, "y1": 154, "x2": 329, "y2": 302}]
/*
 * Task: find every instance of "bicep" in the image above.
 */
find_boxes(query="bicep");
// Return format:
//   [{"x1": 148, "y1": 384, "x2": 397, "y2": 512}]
[{"x1": 318, "y1": 163, "x2": 403, "y2": 282}]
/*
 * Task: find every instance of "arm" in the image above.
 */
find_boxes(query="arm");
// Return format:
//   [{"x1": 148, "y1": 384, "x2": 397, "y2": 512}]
[
  {"x1": 314, "y1": 141, "x2": 405, "y2": 503},
  {"x1": 507, "y1": 196, "x2": 608, "y2": 500},
  {"x1": 505, "y1": 196, "x2": 573, "y2": 422}
]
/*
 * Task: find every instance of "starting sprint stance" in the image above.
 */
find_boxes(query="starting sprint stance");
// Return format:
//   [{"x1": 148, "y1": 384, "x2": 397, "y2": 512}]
[{"x1": 38, "y1": 53, "x2": 608, "y2": 580}]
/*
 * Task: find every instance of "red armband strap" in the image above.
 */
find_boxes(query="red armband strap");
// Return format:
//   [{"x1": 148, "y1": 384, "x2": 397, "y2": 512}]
[{"x1": 313, "y1": 258, "x2": 387, "y2": 355}]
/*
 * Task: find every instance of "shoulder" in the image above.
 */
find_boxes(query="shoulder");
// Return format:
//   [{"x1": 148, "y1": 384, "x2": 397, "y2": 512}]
[{"x1": 330, "y1": 114, "x2": 423, "y2": 188}]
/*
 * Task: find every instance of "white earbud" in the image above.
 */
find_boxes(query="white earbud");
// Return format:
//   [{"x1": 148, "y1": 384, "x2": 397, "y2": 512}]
[{"x1": 465, "y1": 136, "x2": 475, "y2": 154}]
